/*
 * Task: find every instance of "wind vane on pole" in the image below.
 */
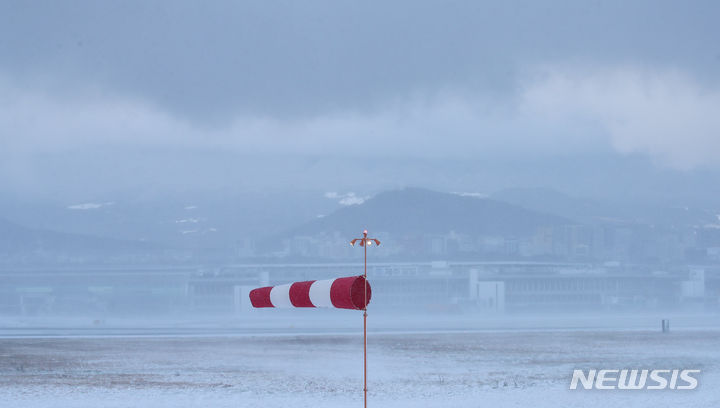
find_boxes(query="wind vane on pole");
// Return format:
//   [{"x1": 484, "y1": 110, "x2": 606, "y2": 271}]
[{"x1": 350, "y1": 229, "x2": 380, "y2": 408}]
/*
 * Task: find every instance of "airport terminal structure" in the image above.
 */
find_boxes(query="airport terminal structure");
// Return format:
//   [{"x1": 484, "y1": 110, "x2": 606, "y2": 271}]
[{"x1": 1, "y1": 261, "x2": 717, "y2": 316}]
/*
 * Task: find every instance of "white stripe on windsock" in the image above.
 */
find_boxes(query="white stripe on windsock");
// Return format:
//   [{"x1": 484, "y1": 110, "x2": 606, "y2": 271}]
[
  {"x1": 269, "y1": 283, "x2": 293, "y2": 308},
  {"x1": 309, "y1": 279, "x2": 334, "y2": 308},
  {"x1": 249, "y1": 275, "x2": 371, "y2": 310}
]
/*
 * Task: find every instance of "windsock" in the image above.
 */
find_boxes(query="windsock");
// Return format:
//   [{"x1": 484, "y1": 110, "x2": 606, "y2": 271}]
[{"x1": 249, "y1": 275, "x2": 371, "y2": 310}]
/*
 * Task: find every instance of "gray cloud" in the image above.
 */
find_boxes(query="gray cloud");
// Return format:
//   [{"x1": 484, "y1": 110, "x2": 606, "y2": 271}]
[
  {"x1": 2, "y1": 1, "x2": 720, "y2": 202},
  {"x1": 1, "y1": 1, "x2": 718, "y2": 120},
  {"x1": 522, "y1": 65, "x2": 720, "y2": 169},
  {"x1": 2, "y1": 64, "x2": 718, "y2": 170}
]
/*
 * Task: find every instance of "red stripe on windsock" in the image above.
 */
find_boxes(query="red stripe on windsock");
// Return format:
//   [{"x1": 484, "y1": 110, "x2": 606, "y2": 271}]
[
  {"x1": 289, "y1": 280, "x2": 316, "y2": 307},
  {"x1": 330, "y1": 276, "x2": 371, "y2": 310},
  {"x1": 248, "y1": 276, "x2": 372, "y2": 310},
  {"x1": 249, "y1": 286, "x2": 274, "y2": 308}
]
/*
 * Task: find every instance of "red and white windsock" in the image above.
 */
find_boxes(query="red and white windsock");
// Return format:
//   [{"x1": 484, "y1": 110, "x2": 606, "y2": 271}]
[{"x1": 249, "y1": 275, "x2": 371, "y2": 310}]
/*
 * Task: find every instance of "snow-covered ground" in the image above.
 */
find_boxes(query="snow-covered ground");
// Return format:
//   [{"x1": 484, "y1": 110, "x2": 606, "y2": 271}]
[{"x1": 1, "y1": 328, "x2": 719, "y2": 407}]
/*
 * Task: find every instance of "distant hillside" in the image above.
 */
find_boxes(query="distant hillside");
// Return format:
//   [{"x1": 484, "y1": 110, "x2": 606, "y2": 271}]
[
  {"x1": 0, "y1": 191, "x2": 342, "y2": 250},
  {"x1": 491, "y1": 187, "x2": 717, "y2": 227},
  {"x1": 0, "y1": 217, "x2": 150, "y2": 257},
  {"x1": 490, "y1": 188, "x2": 611, "y2": 223},
  {"x1": 290, "y1": 188, "x2": 569, "y2": 238}
]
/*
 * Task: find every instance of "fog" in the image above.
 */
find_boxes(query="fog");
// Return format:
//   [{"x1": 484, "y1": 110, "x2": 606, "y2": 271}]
[{"x1": 1, "y1": 2, "x2": 719, "y2": 407}]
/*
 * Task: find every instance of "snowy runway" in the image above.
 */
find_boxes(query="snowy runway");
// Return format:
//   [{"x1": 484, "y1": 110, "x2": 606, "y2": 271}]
[{"x1": 2, "y1": 329, "x2": 719, "y2": 407}]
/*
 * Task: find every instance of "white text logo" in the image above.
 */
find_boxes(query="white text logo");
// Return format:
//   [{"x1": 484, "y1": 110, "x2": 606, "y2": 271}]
[{"x1": 570, "y1": 369, "x2": 700, "y2": 390}]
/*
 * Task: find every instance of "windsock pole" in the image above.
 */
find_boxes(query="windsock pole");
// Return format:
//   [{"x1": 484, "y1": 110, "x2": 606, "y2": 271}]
[
  {"x1": 251, "y1": 231, "x2": 377, "y2": 406},
  {"x1": 363, "y1": 230, "x2": 368, "y2": 408},
  {"x1": 351, "y1": 229, "x2": 379, "y2": 408}
]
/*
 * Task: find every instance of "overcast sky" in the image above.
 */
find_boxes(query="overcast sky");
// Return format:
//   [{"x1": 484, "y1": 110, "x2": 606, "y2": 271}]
[{"x1": 1, "y1": 1, "x2": 719, "y2": 201}]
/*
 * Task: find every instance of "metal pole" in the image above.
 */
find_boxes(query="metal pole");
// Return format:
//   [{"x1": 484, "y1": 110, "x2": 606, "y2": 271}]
[{"x1": 363, "y1": 230, "x2": 368, "y2": 408}]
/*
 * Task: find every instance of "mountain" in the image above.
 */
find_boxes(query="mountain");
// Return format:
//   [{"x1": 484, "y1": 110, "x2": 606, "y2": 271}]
[
  {"x1": 490, "y1": 188, "x2": 615, "y2": 224},
  {"x1": 0, "y1": 190, "x2": 344, "y2": 251},
  {"x1": 0, "y1": 217, "x2": 151, "y2": 260},
  {"x1": 290, "y1": 188, "x2": 569, "y2": 238},
  {"x1": 490, "y1": 187, "x2": 717, "y2": 227}
]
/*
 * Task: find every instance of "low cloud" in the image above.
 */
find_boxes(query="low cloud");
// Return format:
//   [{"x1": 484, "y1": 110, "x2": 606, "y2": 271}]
[
  {"x1": 324, "y1": 192, "x2": 368, "y2": 206},
  {"x1": 522, "y1": 65, "x2": 720, "y2": 170},
  {"x1": 67, "y1": 202, "x2": 114, "y2": 210},
  {"x1": 2, "y1": 64, "x2": 720, "y2": 171}
]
